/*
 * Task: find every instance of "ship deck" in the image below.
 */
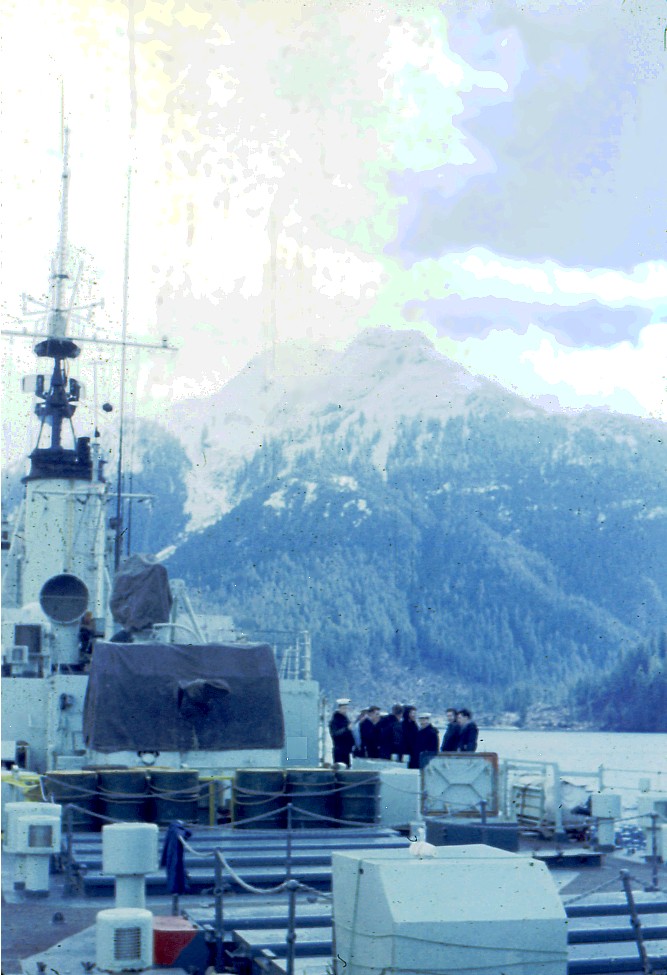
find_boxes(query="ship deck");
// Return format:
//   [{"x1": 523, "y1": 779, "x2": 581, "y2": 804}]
[{"x1": 3, "y1": 825, "x2": 666, "y2": 975}]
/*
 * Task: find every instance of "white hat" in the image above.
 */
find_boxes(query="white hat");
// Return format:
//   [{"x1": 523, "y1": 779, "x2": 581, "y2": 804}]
[
  {"x1": 418, "y1": 712, "x2": 431, "y2": 719},
  {"x1": 336, "y1": 698, "x2": 351, "y2": 706}
]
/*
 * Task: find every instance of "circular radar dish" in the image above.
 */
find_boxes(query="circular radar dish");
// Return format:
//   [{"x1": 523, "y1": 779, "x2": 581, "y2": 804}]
[{"x1": 40, "y1": 574, "x2": 89, "y2": 623}]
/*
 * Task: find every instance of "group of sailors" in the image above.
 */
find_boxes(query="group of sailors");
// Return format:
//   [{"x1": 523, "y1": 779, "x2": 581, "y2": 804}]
[{"x1": 329, "y1": 700, "x2": 479, "y2": 769}]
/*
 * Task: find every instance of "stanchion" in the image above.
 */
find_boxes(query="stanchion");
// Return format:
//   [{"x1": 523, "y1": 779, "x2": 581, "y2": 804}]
[
  {"x1": 63, "y1": 805, "x2": 75, "y2": 895},
  {"x1": 285, "y1": 879, "x2": 300, "y2": 975},
  {"x1": 286, "y1": 802, "x2": 293, "y2": 881},
  {"x1": 214, "y1": 852, "x2": 225, "y2": 972},
  {"x1": 648, "y1": 813, "x2": 660, "y2": 892},
  {"x1": 620, "y1": 869, "x2": 652, "y2": 975}
]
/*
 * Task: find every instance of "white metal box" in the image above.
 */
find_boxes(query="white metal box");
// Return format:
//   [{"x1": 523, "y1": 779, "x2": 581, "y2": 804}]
[
  {"x1": 96, "y1": 908, "x2": 153, "y2": 972},
  {"x1": 421, "y1": 753, "x2": 498, "y2": 816},
  {"x1": 4, "y1": 802, "x2": 62, "y2": 852},
  {"x1": 332, "y1": 845, "x2": 567, "y2": 975},
  {"x1": 591, "y1": 792, "x2": 621, "y2": 818},
  {"x1": 636, "y1": 794, "x2": 667, "y2": 822},
  {"x1": 102, "y1": 823, "x2": 159, "y2": 875},
  {"x1": 352, "y1": 759, "x2": 420, "y2": 828}
]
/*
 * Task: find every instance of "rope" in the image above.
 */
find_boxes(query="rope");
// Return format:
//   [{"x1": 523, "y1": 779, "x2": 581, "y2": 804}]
[
  {"x1": 213, "y1": 849, "x2": 295, "y2": 895},
  {"x1": 232, "y1": 793, "x2": 286, "y2": 808},
  {"x1": 176, "y1": 832, "x2": 346, "y2": 900},
  {"x1": 231, "y1": 805, "x2": 294, "y2": 827},
  {"x1": 625, "y1": 871, "x2": 665, "y2": 891},
  {"x1": 178, "y1": 835, "x2": 210, "y2": 858},
  {"x1": 285, "y1": 803, "x2": 383, "y2": 829},
  {"x1": 562, "y1": 872, "x2": 637, "y2": 905},
  {"x1": 62, "y1": 802, "x2": 121, "y2": 825},
  {"x1": 231, "y1": 784, "x2": 287, "y2": 799},
  {"x1": 40, "y1": 774, "x2": 98, "y2": 798},
  {"x1": 616, "y1": 811, "x2": 667, "y2": 824},
  {"x1": 42, "y1": 774, "x2": 207, "y2": 803},
  {"x1": 97, "y1": 788, "x2": 149, "y2": 799},
  {"x1": 149, "y1": 785, "x2": 206, "y2": 798},
  {"x1": 231, "y1": 773, "x2": 380, "y2": 800}
]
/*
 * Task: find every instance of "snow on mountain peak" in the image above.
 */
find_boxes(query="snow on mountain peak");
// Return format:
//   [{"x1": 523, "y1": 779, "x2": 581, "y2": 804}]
[{"x1": 171, "y1": 327, "x2": 537, "y2": 531}]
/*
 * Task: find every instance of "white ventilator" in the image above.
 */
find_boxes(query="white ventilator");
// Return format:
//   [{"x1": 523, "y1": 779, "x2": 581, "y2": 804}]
[
  {"x1": 332, "y1": 846, "x2": 568, "y2": 975},
  {"x1": 591, "y1": 792, "x2": 621, "y2": 850},
  {"x1": 13, "y1": 812, "x2": 62, "y2": 895},
  {"x1": 96, "y1": 908, "x2": 153, "y2": 972},
  {"x1": 102, "y1": 822, "x2": 159, "y2": 908},
  {"x1": 3, "y1": 802, "x2": 62, "y2": 851}
]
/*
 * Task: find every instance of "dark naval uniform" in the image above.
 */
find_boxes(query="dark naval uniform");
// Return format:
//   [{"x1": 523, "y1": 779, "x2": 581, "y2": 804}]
[
  {"x1": 416, "y1": 723, "x2": 440, "y2": 767},
  {"x1": 403, "y1": 717, "x2": 420, "y2": 769},
  {"x1": 329, "y1": 711, "x2": 355, "y2": 766},
  {"x1": 440, "y1": 722, "x2": 461, "y2": 752},
  {"x1": 361, "y1": 718, "x2": 382, "y2": 758},
  {"x1": 458, "y1": 721, "x2": 479, "y2": 752}
]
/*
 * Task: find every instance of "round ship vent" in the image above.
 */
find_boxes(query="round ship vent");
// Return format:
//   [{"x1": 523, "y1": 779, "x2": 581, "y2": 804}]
[{"x1": 40, "y1": 573, "x2": 89, "y2": 623}]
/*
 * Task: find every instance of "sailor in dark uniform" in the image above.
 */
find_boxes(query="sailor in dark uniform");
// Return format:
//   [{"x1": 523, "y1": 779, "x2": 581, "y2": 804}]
[
  {"x1": 329, "y1": 698, "x2": 355, "y2": 767},
  {"x1": 457, "y1": 708, "x2": 479, "y2": 752},
  {"x1": 440, "y1": 708, "x2": 461, "y2": 752},
  {"x1": 361, "y1": 705, "x2": 383, "y2": 758},
  {"x1": 402, "y1": 705, "x2": 420, "y2": 769},
  {"x1": 416, "y1": 713, "x2": 439, "y2": 767},
  {"x1": 378, "y1": 703, "x2": 404, "y2": 760}
]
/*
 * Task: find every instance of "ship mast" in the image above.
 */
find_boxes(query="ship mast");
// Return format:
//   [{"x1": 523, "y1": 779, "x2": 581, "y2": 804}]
[{"x1": 27, "y1": 126, "x2": 90, "y2": 480}]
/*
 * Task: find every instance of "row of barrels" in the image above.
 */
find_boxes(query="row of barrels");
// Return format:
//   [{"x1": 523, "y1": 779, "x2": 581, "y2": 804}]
[
  {"x1": 41, "y1": 769, "x2": 201, "y2": 831},
  {"x1": 233, "y1": 768, "x2": 380, "y2": 829}
]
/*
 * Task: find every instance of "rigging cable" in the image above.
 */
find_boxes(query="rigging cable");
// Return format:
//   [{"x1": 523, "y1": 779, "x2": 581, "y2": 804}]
[{"x1": 114, "y1": 167, "x2": 132, "y2": 571}]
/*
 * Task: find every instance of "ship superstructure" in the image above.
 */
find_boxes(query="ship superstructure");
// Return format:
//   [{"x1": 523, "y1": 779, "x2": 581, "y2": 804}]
[
  {"x1": 1, "y1": 133, "x2": 322, "y2": 776},
  {"x1": 1, "y1": 131, "x2": 114, "y2": 770}
]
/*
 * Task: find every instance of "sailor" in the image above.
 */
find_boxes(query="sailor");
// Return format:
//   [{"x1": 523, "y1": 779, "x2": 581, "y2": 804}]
[
  {"x1": 416, "y1": 713, "x2": 439, "y2": 766},
  {"x1": 440, "y1": 707, "x2": 461, "y2": 752},
  {"x1": 457, "y1": 708, "x2": 479, "y2": 752},
  {"x1": 329, "y1": 699, "x2": 355, "y2": 767},
  {"x1": 360, "y1": 705, "x2": 382, "y2": 758},
  {"x1": 351, "y1": 707, "x2": 369, "y2": 757},
  {"x1": 78, "y1": 611, "x2": 96, "y2": 666},
  {"x1": 378, "y1": 703, "x2": 404, "y2": 760},
  {"x1": 402, "y1": 705, "x2": 420, "y2": 769}
]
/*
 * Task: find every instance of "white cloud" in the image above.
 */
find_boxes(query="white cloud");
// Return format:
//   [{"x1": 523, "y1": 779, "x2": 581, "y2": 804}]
[
  {"x1": 521, "y1": 322, "x2": 667, "y2": 419},
  {"x1": 447, "y1": 322, "x2": 666, "y2": 420},
  {"x1": 453, "y1": 248, "x2": 667, "y2": 308}
]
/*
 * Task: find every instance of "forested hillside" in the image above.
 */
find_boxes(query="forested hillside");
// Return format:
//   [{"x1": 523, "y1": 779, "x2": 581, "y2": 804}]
[
  {"x1": 162, "y1": 394, "x2": 666, "y2": 719},
  {"x1": 4, "y1": 331, "x2": 665, "y2": 726},
  {"x1": 571, "y1": 632, "x2": 667, "y2": 732}
]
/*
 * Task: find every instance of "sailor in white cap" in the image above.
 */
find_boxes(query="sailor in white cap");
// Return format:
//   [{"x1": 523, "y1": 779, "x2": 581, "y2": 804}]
[
  {"x1": 416, "y1": 712, "x2": 439, "y2": 764},
  {"x1": 329, "y1": 698, "x2": 354, "y2": 766}
]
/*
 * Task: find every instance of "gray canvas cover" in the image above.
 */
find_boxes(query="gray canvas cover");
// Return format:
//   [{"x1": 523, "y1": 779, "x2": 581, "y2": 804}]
[
  {"x1": 110, "y1": 554, "x2": 173, "y2": 630},
  {"x1": 83, "y1": 642, "x2": 285, "y2": 751}
]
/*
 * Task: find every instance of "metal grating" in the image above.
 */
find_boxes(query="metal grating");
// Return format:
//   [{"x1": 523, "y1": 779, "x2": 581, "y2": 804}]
[{"x1": 114, "y1": 926, "x2": 142, "y2": 961}]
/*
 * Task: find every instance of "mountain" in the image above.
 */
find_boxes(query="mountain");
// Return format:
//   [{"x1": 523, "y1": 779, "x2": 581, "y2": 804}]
[
  {"x1": 4, "y1": 328, "x2": 665, "y2": 721},
  {"x1": 154, "y1": 328, "x2": 666, "y2": 716},
  {"x1": 572, "y1": 632, "x2": 667, "y2": 732}
]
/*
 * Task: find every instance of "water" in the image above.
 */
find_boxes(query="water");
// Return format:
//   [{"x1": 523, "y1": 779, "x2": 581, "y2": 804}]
[{"x1": 478, "y1": 728, "x2": 667, "y2": 803}]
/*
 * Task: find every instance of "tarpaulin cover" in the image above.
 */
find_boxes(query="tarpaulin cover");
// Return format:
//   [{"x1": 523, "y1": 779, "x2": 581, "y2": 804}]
[
  {"x1": 110, "y1": 554, "x2": 173, "y2": 630},
  {"x1": 83, "y1": 642, "x2": 285, "y2": 751}
]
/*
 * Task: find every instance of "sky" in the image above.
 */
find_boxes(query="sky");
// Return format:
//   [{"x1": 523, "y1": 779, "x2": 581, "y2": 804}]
[{"x1": 1, "y1": 0, "x2": 666, "y2": 463}]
